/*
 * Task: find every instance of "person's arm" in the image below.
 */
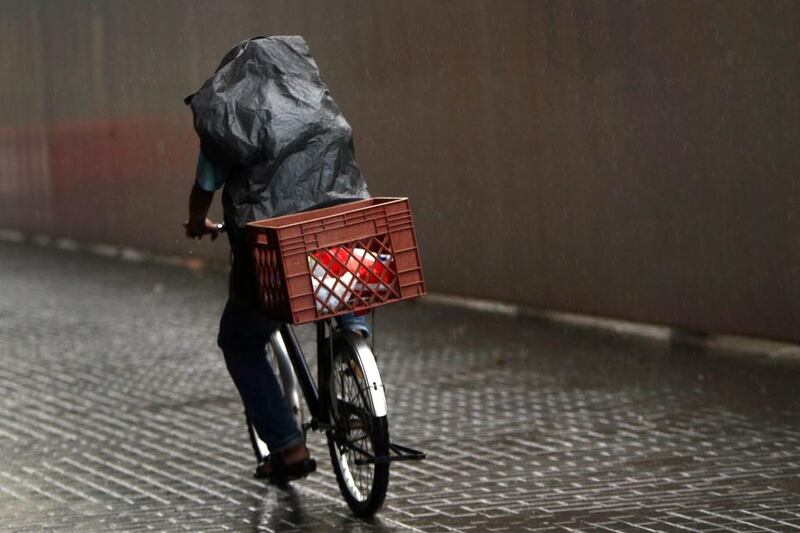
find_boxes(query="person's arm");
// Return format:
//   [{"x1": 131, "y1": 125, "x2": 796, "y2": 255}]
[
  {"x1": 184, "y1": 181, "x2": 220, "y2": 240},
  {"x1": 185, "y1": 151, "x2": 227, "y2": 240}
]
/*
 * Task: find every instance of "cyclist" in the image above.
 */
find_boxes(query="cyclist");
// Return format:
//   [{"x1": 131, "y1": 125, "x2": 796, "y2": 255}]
[{"x1": 184, "y1": 37, "x2": 371, "y2": 483}]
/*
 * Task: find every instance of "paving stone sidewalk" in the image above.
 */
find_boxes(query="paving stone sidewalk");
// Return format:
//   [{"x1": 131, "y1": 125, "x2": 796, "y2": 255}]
[{"x1": 1, "y1": 240, "x2": 799, "y2": 532}]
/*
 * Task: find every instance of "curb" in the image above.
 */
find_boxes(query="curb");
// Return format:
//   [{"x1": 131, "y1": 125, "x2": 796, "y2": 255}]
[
  {"x1": 0, "y1": 229, "x2": 227, "y2": 272},
  {"x1": 420, "y1": 295, "x2": 800, "y2": 364},
  {"x1": 3, "y1": 228, "x2": 798, "y2": 364}
]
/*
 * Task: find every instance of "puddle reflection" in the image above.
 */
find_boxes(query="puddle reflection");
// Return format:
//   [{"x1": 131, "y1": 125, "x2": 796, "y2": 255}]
[{"x1": 249, "y1": 484, "x2": 397, "y2": 532}]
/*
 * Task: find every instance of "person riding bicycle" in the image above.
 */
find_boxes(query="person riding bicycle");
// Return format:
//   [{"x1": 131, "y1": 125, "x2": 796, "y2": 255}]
[{"x1": 183, "y1": 36, "x2": 371, "y2": 483}]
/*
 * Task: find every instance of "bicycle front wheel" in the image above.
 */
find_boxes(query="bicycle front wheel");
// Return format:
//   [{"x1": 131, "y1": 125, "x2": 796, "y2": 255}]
[
  {"x1": 248, "y1": 329, "x2": 307, "y2": 465},
  {"x1": 326, "y1": 331, "x2": 390, "y2": 517}
]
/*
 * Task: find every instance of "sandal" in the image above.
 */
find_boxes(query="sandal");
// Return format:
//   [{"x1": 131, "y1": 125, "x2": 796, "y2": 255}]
[{"x1": 254, "y1": 442, "x2": 317, "y2": 485}]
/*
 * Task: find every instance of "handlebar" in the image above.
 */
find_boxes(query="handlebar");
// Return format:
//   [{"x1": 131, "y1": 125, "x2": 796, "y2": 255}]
[{"x1": 184, "y1": 221, "x2": 226, "y2": 239}]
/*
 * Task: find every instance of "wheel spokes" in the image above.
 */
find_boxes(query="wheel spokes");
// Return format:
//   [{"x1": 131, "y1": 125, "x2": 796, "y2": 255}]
[{"x1": 331, "y1": 355, "x2": 376, "y2": 497}]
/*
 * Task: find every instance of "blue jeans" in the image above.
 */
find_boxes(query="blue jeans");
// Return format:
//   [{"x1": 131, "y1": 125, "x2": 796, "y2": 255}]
[{"x1": 218, "y1": 300, "x2": 370, "y2": 454}]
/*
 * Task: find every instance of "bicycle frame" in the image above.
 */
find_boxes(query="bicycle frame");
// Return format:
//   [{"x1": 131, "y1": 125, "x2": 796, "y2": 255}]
[
  {"x1": 275, "y1": 320, "x2": 388, "y2": 426},
  {"x1": 250, "y1": 322, "x2": 329, "y2": 462},
  {"x1": 250, "y1": 318, "x2": 422, "y2": 466},
  {"x1": 276, "y1": 321, "x2": 326, "y2": 426}
]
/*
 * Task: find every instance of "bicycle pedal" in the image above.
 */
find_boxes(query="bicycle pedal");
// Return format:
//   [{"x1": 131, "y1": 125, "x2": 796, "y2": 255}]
[
  {"x1": 254, "y1": 457, "x2": 317, "y2": 484},
  {"x1": 271, "y1": 458, "x2": 317, "y2": 486}
]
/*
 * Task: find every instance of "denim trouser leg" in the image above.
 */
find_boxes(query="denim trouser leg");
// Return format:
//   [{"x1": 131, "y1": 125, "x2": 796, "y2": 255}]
[
  {"x1": 217, "y1": 300, "x2": 303, "y2": 454},
  {"x1": 335, "y1": 312, "x2": 371, "y2": 338}
]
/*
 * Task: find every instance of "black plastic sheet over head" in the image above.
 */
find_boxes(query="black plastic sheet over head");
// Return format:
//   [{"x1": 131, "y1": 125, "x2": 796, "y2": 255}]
[{"x1": 185, "y1": 36, "x2": 369, "y2": 228}]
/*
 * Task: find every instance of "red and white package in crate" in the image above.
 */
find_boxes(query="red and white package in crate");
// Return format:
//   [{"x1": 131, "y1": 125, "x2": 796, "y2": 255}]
[{"x1": 307, "y1": 247, "x2": 395, "y2": 311}]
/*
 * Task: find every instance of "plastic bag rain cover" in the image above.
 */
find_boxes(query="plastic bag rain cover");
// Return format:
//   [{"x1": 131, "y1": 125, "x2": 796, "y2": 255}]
[{"x1": 186, "y1": 36, "x2": 369, "y2": 226}]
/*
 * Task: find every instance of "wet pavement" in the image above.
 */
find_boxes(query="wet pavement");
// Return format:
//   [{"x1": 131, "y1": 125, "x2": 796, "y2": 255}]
[{"x1": 1, "y1": 240, "x2": 800, "y2": 532}]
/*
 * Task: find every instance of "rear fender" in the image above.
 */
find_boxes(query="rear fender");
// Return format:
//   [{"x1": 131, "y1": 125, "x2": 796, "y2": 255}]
[{"x1": 335, "y1": 331, "x2": 387, "y2": 417}]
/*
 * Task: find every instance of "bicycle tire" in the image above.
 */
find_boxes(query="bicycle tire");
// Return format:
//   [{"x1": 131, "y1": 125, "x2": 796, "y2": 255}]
[{"x1": 326, "y1": 332, "x2": 390, "y2": 517}]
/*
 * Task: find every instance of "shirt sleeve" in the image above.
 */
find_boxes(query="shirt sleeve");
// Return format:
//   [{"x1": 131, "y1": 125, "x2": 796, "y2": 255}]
[{"x1": 195, "y1": 151, "x2": 227, "y2": 192}]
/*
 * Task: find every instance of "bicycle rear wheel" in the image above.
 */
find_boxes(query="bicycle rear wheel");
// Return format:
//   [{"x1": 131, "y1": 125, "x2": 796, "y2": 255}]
[{"x1": 326, "y1": 331, "x2": 390, "y2": 517}]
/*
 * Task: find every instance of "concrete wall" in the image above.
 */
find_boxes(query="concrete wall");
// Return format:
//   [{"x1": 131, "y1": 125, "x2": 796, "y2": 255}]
[{"x1": 1, "y1": 0, "x2": 798, "y2": 342}]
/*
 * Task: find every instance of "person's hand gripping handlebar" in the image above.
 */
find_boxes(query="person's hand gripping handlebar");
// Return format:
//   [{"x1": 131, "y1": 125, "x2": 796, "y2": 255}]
[{"x1": 183, "y1": 218, "x2": 226, "y2": 240}]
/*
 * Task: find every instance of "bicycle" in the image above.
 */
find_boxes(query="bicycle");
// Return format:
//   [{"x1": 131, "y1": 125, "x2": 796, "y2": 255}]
[
  {"x1": 218, "y1": 197, "x2": 426, "y2": 517},
  {"x1": 246, "y1": 318, "x2": 425, "y2": 517}
]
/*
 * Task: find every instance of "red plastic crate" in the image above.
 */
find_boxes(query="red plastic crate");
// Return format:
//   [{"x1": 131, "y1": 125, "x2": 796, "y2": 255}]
[{"x1": 246, "y1": 197, "x2": 426, "y2": 324}]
